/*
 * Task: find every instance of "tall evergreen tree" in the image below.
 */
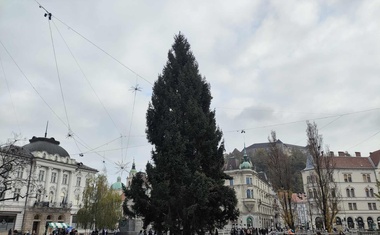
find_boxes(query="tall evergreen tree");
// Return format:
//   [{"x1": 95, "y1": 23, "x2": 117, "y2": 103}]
[{"x1": 125, "y1": 33, "x2": 238, "y2": 235}]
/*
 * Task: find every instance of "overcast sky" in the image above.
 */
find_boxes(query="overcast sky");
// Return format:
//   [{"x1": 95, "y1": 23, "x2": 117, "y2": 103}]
[{"x1": 1, "y1": 0, "x2": 380, "y2": 184}]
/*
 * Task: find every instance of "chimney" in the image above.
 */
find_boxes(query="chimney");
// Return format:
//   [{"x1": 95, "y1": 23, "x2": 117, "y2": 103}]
[
  {"x1": 329, "y1": 151, "x2": 334, "y2": 157},
  {"x1": 355, "y1": 152, "x2": 361, "y2": 157},
  {"x1": 338, "y1": 151, "x2": 345, "y2": 156}
]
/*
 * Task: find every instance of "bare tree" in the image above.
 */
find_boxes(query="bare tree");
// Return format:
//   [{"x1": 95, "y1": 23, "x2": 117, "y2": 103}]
[
  {"x1": 0, "y1": 141, "x2": 34, "y2": 202},
  {"x1": 266, "y1": 131, "x2": 296, "y2": 230},
  {"x1": 306, "y1": 121, "x2": 340, "y2": 232}
]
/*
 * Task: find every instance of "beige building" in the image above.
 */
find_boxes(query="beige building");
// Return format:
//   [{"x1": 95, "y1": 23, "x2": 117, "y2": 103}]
[
  {"x1": 302, "y1": 150, "x2": 380, "y2": 231},
  {"x1": 224, "y1": 147, "x2": 277, "y2": 230},
  {"x1": 0, "y1": 136, "x2": 98, "y2": 235}
]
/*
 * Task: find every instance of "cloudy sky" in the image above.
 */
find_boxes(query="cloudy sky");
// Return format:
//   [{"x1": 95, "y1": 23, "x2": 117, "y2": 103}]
[{"x1": 1, "y1": 0, "x2": 380, "y2": 184}]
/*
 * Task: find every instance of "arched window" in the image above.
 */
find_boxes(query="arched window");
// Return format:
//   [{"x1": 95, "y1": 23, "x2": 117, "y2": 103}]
[
  {"x1": 247, "y1": 217, "x2": 253, "y2": 227},
  {"x1": 347, "y1": 217, "x2": 354, "y2": 228},
  {"x1": 366, "y1": 188, "x2": 374, "y2": 197},
  {"x1": 336, "y1": 217, "x2": 342, "y2": 225},
  {"x1": 367, "y1": 217, "x2": 374, "y2": 230},
  {"x1": 60, "y1": 192, "x2": 66, "y2": 203},
  {"x1": 48, "y1": 191, "x2": 54, "y2": 202},
  {"x1": 346, "y1": 187, "x2": 355, "y2": 197},
  {"x1": 46, "y1": 215, "x2": 52, "y2": 220},
  {"x1": 34, "y1": 214, "x2": 40, "y2": 220}
]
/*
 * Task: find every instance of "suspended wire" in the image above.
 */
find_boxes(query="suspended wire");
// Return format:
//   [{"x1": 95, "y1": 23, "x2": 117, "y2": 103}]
[
  {"x1": 0, "y1": 52, "x2": 21, "y2": 134},
  {"x1": 34, "y1": 1, "x2": 152, "y2": 87},
  {"x1": 319, "y1": 115, "x2": 342, "y2": 130},
  {"x1": 34, "y1": 4, "x2": 123, "y2": 160},
  {"x1": 81, "y1": 136, "x2": 124, "y2": 155},
  {"x1": 225, "y1": 107, "x2": 380, "y2": 133},
  {"x1": 54, "y1": 18, "x2": 153, "y2": 86},
  {"x1": 47, "y1": 19, "x2": 71, "y2": 132},
  {"x1": 51, "y1": 20, "x2": 123, "y2": 135},
  {"x1": 0, "y1": 39, "x2": 95, "y2": 156},
  {"x1": 0, "y1": 39, "x2": 68, "y2": 128},
  {"x1": 347, "y1": 130, "x2": 380, "y2": 150},
  {"x1": 215, "y1": 106, "x2": 334, "y2": 116},
  {"x1": 35, "y1": 2, "x2": 146, "y2": 165},
  {"x1": 291, "y1": 115, "x2": 343, "y2": 145},
  {"x1": 124, "y1": 80, "x2": 142, "y2": 162}
]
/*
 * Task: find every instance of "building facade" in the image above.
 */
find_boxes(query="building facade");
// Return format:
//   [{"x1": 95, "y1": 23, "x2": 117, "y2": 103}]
[
  {"x1": 224, "y1": 147, "x2": 277, "y2": 231},
  {"x1": 291, "y1": 193, "x2": 309, "y2": 230},
  {"x1": 0, "y1": 136, "x2": 98, "y2": 235},
  {"x1": 302, "y1": 150, "x2": 380, "y2": 231}
]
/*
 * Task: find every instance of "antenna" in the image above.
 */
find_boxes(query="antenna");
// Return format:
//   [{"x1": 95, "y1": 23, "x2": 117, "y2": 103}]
[{"x1": 44, "y1": 121, "x2": 49, "y2": 138}]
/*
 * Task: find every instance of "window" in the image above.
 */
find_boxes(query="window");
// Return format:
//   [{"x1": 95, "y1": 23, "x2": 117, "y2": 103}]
[
  {"x1": 51, "y1": 172, "x2": 57, "y2": 183},
  {"x1": 36, "y1": 190, "x2": 42, "y2": 202},
  {"x1": 308, "y1": 189, "x2": 313, "y2": 198},
  {"x1": 346, "y1": 188, "x2": 355, "y2": 197},
  {"x1": 247, "y1": 189, "x2": 251, "y2": 198},
  {"x1": 0, "y1": 187, "x2": 5, "y2": 200},
  {"x1": 14, "y1": 188, "x2": 21, "y2": 201},
  {"x1": 62, "y1": 174, "x2": 68, "y2": 185},
  {"x1": 246, "y1": 177, "x2": 250, "y2": 185},
  {"x1": 229, "y1": 178, "x2": 234, "y2": 186},
  {"x1": 368, "y1": 203, "x2": 377, "y2": 210},
  {"x1": 348, "y1": 203, "x2": 357, "y2": 210},
  {"x1": 76, "y1": 177, "x2": 81, "y2": 186},
  {"x1": 38, "y1": 170, "x2": 45, "y2": 181},
  {"x1": 48, "y1": 191, "x2": 54, "y2": 202},
  {"x1": 344, "y1": 174, "x2": 352, "y2": 182},
  {"x1": 366, "y1": 188, "x2": 375, "y2": 197},
  {"x1": 249, "y1": 177, "x2": 253, "y2": 185},
  {"x1": 331, "y1": 188, "x2": 336, "y2": 198},
  {"x1": 362, "y1": 174, "x2": 371, "y2": 182},
  {"x1": 16, "y1": 168, "x2": 23, "y2": 179}
]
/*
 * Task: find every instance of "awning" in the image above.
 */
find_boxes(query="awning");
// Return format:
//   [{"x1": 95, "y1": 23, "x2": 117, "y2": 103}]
[{"x1": 49, "y1": 223, "x2": 69, "y2": 228}]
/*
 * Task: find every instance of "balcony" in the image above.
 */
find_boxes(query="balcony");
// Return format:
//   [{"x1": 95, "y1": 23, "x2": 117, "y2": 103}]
[
  {"x1": 242, "y1": 198, "x2": 256, "y2": 212},
  {"x1": 33, "y1": 201, "x2": 72, "y2": 209}
]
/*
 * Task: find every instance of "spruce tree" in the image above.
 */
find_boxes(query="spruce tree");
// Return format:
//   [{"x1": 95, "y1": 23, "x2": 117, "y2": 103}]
[{"x1": 125, "y1": 33, "x2": 238, "y2": 235}]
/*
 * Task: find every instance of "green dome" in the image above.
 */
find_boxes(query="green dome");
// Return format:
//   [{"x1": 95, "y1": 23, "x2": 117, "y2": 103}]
[
  {"x1": 240, "y1": 161, "x2": 252, "y2": 169},
  {"x1": 111, "y1": 176, "x2": 124, "y2": 190},
  {"x1": 239, "y1": 143, "x2": 252, "y2": 169}
]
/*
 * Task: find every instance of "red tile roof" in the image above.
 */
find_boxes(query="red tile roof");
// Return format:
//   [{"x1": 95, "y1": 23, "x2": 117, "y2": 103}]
[
  {"x1": 292, "y1": 193, "x2": 307, "y2": 203},
  {"x1": 369, "y1": 150, "x2": 380, "y2": 167},
  {"x1": 332, "y1": 156, "x2": 374, "y2": 169}
]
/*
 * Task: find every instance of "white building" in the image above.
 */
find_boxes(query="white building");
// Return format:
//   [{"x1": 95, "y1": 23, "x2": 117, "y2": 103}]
[
  {"x1": 302, "y1": 150, "x2": 380, "y2": 231},
  {"x1": 291, "y1": 193, "x2": 309, "y2": 230},
  {"x1": 224, "y1": 147, "x2": 277, "y2": 230},
  {"x1": 0, "y1": 136, "x2": 98, "y2": 235}
]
